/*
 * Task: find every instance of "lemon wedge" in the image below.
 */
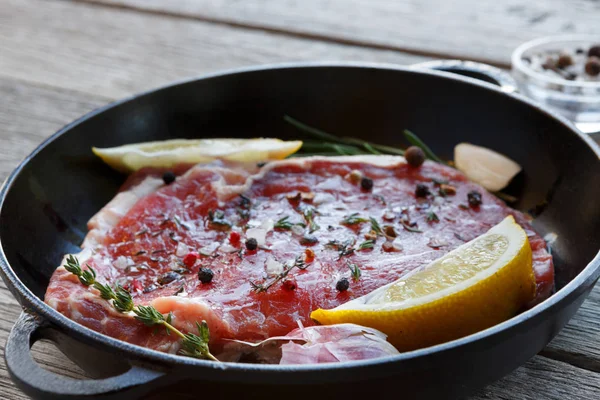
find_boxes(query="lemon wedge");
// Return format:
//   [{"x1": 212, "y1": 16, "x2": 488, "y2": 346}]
[
  {"x1": 454, "y1": 143, "x2": 522, "y2": 192},
  {"x1": 311, "y1": 216, "x2": 535, "y2": 351},
  {"x1": 93, "y1": 138, "x2": 303, "y2": 173}
]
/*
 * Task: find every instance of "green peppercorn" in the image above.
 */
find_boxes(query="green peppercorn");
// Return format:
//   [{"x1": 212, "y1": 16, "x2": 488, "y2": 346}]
[
  {"x1": 162, "y1": 171, "x2": 176, "y2": 185},
  {"x1": 336, "y1": 277, "x2": 350, "y2": 292},
  {"x1": 405, "y1": 146, "x2": 425, "y2": 167},
  {"x1": 245, "y1": 237, "x2": 258, "y2": 251},
  {"x1": 197, "y1": 267, "x2": 214, "y2": 284}
]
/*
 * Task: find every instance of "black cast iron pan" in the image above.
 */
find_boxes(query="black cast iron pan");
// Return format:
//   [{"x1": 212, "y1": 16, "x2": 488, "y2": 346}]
[{"x1": 1, "y1": 62, "x2": 600, "y2": 400}]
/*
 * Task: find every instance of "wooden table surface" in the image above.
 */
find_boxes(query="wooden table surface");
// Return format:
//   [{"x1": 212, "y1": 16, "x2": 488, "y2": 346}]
[{"x1": 1, "y1": 0, "x2": 600, "y2": 398}]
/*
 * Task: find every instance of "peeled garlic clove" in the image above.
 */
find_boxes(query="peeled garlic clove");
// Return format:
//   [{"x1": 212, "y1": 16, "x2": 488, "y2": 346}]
[{"x1": 454, "y1": 143, "x2": 521, "y2": 192}]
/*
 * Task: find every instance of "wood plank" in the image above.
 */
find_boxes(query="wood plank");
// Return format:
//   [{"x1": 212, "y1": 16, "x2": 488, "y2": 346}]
[
  {"x1": 0, "y1": 0, "x2": 426, "y2": 100},
  {"x1": 543, "y1": 285, "x2": 600, "y2": 372},
  {"x1": 73, "y1": 0, "x2": 600, "y2": 67}
]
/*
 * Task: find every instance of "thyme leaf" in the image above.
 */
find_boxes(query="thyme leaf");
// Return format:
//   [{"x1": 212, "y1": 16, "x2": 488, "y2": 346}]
[
  {"x1": 340, "y1": 213, "x2": 368, "y2": 226},
  {"x1": 348, "y1": 263, "x2": 362, "y2": 281},
  {"x1": 369, "y1": 217, "x2": 383, "y2": 236},
  {"x1": 358, "y1": 240, "x2": 375, "y2": 250},
  {"x1": 274, "y1": 216, "x2": 293, "y2": 230},
  {"x1": 427, "y1": 211, "x2": 440, "y2": 222}
]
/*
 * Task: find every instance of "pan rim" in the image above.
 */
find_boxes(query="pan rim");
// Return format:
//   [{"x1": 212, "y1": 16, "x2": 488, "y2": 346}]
[{"x1": 1, "y1": 61, "x2": 600, "y2": 374}]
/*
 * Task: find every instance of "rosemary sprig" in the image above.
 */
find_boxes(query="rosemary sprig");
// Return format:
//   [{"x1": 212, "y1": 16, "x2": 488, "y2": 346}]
[
  {"x1": 340, "y1": 213, "x2": 368, "y2": 226},
  {"x1": 63, "y1": 256, "x2": 218, "y2": 362},
  {"x1": 251, "y1": 256, "x2": 309, "y2": 293},
  {"x1": 369, "y1": 217, "x2": 383, "y2": 236},
  {"x1": 274, "y1": 216, "x2": 293, "y2": 230},
  {"x1": 284, "y1": 115, "x2": 405, "y2": 156},
  {"x1": 348, "y1": 263, "x2": 362, "y2": 281},
  {"x1": 403, "y1": 129, "x2": 445, "y2": 164}
]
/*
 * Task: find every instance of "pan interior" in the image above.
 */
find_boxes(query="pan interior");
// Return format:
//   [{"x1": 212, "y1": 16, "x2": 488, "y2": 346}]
[{"x1": 1, "y1": 65, "x2": 599, "y2": 305}]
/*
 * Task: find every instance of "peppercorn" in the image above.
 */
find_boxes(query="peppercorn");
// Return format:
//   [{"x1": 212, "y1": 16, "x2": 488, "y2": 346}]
[
  {"x1": 256, "y1": 162, "x2": 267, "y2": 168},
  {"x1": 197, "y1": 267, "x2": 214, "y2": 284},
  {"x1": 405, "y1": 146, "x2": 425, "y2": 167},
  {"x1": 336, "y1": 277, "x2": 350, "y2": 292},
  {"x1": 162, "y1": 171, "x2": 176, "y2": 185},
  {"x1": 585, "y1": 57, "x2": 600, "y2": 77},
  {"x1": 360, "y1": 177, "x2": 374, "y2": 191},
  {"x1": 415, "y1": 183, "x2": 430, "y2": 198},
  {"x1": 588, "y1": 45, "x2": 600, "y2": 58},
  {"x1": 467, "y1": 190, "x2": 483, "y2": 207},
  {"x1": 576, "y1": 48, "x2": 585, "y2": 55},
  {"x1": 245, "y1": 237, "x2": 258, "y2": 251},
  {"x1": 556, "y1": 52, "x2": 573, "y2": 69}
]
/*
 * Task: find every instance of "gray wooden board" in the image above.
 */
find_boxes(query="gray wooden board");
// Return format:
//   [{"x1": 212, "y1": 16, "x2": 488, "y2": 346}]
[
  {"x1": 0, "y1": 0, "x2": 426, "y2": 100},
  {"x1": 73, "y1": 0, "x2": 600, "y2": 67}
]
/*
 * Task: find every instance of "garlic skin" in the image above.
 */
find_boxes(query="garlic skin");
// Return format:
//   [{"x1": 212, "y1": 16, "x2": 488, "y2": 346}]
[{"x1": 454, "y1": 143, "x2": 522, "y2": 192}]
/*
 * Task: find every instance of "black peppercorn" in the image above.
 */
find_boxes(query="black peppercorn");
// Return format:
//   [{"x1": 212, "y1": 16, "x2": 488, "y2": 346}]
[
  {"x1": 162, "y1": 171, "x2": 176, "y2": 185},
  {"x1": 360, "y1": 177, "x2": 374, "y2": 191},
  {"x1": 585, "y1": 57, "x2": 600, "y2": 77},
  {"x1": 257, "y1": 162, "x2": 267, "y2": 168},
  {"x1": 336, "y1": 277, "x2": 350, "y2": 292},
  {"x1": 300, "y1": 234, "x2": 318, "y2": 245},
  {"x1": 588, "y1": 45, "x2": 600, "y2": 58},
  {"x1": 576, "y1": 48, "x2": 585, "y2": 55},
  {"x1": 245, "y1": 237, "x2": 258, "y2": 251},
  {"x1": 415, "y1": 183, "x2": 430, "y2": 198},
  {"x1": 405, "y1": 146, "x2": 425, "y2": 167},
  {"x1": 556, "y1": 52, "x2": 573, "y2": 69},
  {"x1": 197, "y1": 267, "x2": 214, "y2": 284},
  {"x1": 467, "y1": 190, "x2": 483, "y2": 207}
]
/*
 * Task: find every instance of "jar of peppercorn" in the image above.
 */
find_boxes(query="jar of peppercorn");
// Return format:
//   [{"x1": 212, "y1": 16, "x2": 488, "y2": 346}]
[{"x1": 512, "y1": 35, "x2": 600, "y2": 133}]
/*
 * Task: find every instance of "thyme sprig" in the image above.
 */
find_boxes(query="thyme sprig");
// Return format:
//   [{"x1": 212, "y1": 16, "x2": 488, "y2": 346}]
[
  {"x1": 340, "y1": 213, "x2": 368, "y2": 226},
  {"x1": 63, "y1": 255, "x2": 97, "y2": 286},
  {"x1": 62, "y1": 256, "x2": 218, "y2": 362},
  {"x1": 250, "y1": 256, "x2": 310, "y2": 293}
]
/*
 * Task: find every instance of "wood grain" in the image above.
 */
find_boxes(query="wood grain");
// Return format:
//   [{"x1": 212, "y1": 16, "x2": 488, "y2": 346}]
[
  {"x1": 0, "y1": 0, "x2": 425, "y2": 100},
  {"x1": 71, "y1": 0, "x2": 600, "y2": 67}
]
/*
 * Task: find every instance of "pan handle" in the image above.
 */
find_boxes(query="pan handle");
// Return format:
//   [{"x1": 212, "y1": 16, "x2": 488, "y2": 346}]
[
  {"x1": 410, "y1": 60, "x2": 518, "y2": 94},
  {"x1": 5, "y1": 310, "x2": 164, "y2": 399}
]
